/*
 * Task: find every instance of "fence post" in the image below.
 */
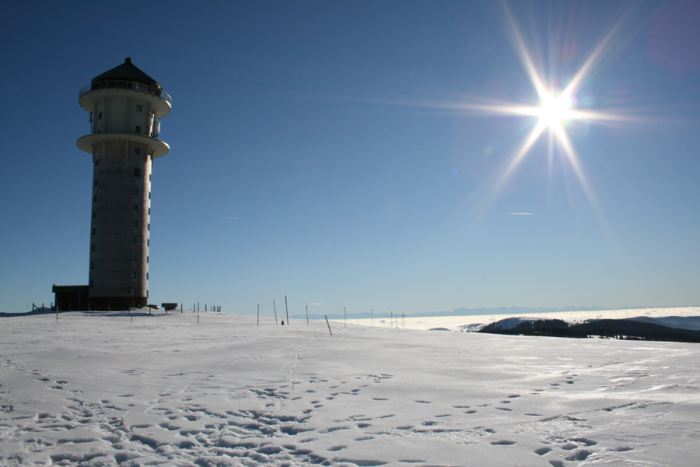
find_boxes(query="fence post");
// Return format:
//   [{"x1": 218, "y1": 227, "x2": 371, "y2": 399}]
[{"x1": 324, "y1": 315, "x2": 333, "y2": 336}]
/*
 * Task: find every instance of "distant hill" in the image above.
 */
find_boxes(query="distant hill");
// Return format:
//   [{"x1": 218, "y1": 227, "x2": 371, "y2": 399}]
[{"x1": 480, "y1": 318, "x2": 700, "y2": 343}]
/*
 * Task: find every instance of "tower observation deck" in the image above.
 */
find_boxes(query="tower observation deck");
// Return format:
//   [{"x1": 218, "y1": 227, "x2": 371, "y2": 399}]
[{"x1": 76, "y1": 57, "x2": 172, "y2": 310}]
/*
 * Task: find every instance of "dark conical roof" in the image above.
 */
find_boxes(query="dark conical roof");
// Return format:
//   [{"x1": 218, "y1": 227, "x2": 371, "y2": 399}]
[{"x1": 91, "y1": 57, "x2": 161, "y2": 89}]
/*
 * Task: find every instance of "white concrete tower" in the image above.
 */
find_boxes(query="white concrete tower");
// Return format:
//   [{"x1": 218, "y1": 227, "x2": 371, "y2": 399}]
[{"x1": 77, "y1": 57, "x2": 172, "y2": 310}]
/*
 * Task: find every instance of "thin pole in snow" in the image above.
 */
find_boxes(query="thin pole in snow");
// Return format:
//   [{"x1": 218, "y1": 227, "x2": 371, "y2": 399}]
[
  {"x1": 391, "y1": 311, "x2": 393, "y2": 328},
  {"x1": 284, "y1": 295, "x2": 290, "y2": 326},
  {"x1": 324, "y1": 315, "x2": 333, "y2": 336},
  {"x1": 344, "y1": 306, "x2": 347, "y2": 328},
  {"x1": 305, "y1": 304, "x2": 309, "y2": 327},
  {"x1": 273, "y1": 300, "x2": 278, "y2": 325},
  {"x1": 371, "y1": 308, "x2": 373, "y2": 327},
  {"x1": 257, "y1": 304, "x2": 260, "y2": 326}
]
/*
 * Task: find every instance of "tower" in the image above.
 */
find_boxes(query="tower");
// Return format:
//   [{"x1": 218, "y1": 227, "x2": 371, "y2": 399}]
[{"x1": 77, "y1": 57, "x2": 172, "y2": 310}]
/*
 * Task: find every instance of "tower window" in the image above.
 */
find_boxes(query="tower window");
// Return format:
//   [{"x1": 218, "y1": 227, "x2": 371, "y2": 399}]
[
  {"x1": 132, "y1": 271, "x2": 137, "y2": 279},
  {"x1": 93, "y1": 195, "x2": 97, "y2": 203},
  {"x1": 133, "y1": 204, "x2": 139, "y2": 211},
  {"x1": 134, "y1": 147, "x2": 141, "y2": 155},
  {"x1": 95, "y1": 158, "x2": 100, "y2": 166},
  {"x1": 135, "y1": 125, "x2": 141, "y2": 133},
  {"x1": 148, "y1": 192, "x2": 151, "y2": 199},
  {"x1": 98, "y1": 112, "x2": 103, "y2": 119},
  {"x1": 134, "y1": 168, "x2": 141, "y2": 176},
  {"x1": 136, "y1": 104, "x2": 143, "y2": 112},
  {"x1": 94, "y1": 179, "x2": 98, "y2": 187}
]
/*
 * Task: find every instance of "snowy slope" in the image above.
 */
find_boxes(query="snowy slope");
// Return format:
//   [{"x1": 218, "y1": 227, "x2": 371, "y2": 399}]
[{"x1": 1, "y1": 312, "x2": 699, "y2": 466}]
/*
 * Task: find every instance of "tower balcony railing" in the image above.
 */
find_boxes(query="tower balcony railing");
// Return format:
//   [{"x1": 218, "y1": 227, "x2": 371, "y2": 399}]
[{"x1": 80, "y1": 80, "x2": 172, "y2": 106}]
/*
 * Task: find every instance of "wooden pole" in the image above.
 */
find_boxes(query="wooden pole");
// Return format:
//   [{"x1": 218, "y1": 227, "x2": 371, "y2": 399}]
[
  {"x1": 284, "y1": 295, "x2": 290, "y2": 326},
  {"x1": 324, "y1": 315, "x2": 333, "y2": 336},
  {"x1": 257, "y1": 304, "x2": 260, "y2": 326},
  {"x1": 273, "y1": 300, "x2": 278, "y2": 325},
  {"x1": 305, "y1": 304, "x2": 309, "y2": 327}
]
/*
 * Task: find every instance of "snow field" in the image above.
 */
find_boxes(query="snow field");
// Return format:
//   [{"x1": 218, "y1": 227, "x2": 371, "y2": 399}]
[{"x1": 0, "y1": 312, "x2": 699, "y2": 466}]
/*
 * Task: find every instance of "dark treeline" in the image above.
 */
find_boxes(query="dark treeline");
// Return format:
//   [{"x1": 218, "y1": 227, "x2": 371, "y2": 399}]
[{"x1": 480, "y1": 318, "x2": 700, "y2": 343}]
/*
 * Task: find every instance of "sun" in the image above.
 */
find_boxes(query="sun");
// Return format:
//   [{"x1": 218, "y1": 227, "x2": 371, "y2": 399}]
[{"x1": 537, "y1": 91, "x2": 573, "y2": 129}]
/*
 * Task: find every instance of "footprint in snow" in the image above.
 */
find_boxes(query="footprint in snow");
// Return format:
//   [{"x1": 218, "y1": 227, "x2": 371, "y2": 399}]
[{"x1": 565, "y1": 450, "x2": 591, "y2": 461}]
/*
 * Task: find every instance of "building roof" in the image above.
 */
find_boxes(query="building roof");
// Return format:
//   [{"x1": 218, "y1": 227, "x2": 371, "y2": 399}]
[
  {"x1": 91, "y1": 57, "x2": 161, "y2": 89},
  {"x1": 52, "y1": 284, "x2": 89, "y2": 293}
]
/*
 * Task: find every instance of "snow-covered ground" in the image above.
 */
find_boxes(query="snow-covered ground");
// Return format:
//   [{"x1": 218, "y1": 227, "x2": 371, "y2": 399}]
[
  {"x1": 346, "y1": 306, "x2": 700, "y2": 331},
  {"x1": 1, "y1": 311, "x2": 699, "y2": 466}
]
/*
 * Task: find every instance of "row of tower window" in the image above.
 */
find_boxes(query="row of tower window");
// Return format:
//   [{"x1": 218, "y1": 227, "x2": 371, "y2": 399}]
[
  {"x1": 90, "y1": 104, "x2": 144, "y2": 121},
  {"x1": 91, "y1": 256, "x2": 149, "y2": 269},
  {"x1": 92, "y1": 207, "x2": 150, "y2": 219},
  {"x1": 95, "y1": 165, "x2": 153, "y2": 179},
  {"x1": 90, "y1": 238, "x2": 150, "y2": 251},
  {"x1": 93, "y1": 191, "x2": 151, "y2": 200},
  {"x1": 91, "y1": 220, "x2": 149, "y2": 234}
]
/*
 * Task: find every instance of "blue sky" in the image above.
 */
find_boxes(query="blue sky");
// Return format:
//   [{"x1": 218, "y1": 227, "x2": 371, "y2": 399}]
[{"x1": 1, "y1": 1, "x2": 698, "y2": 314}]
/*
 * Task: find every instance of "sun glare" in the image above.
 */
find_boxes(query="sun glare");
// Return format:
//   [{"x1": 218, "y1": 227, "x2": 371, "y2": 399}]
[{"x1": 537, "y1": 91, "x2": 573, "y2": 129}]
